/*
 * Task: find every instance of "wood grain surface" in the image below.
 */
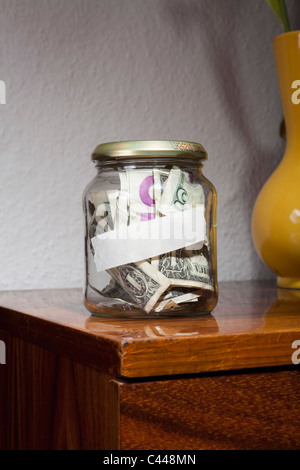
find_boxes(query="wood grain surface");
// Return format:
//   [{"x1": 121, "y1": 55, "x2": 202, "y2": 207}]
[
  {"x1": 0, "y1": 282, "x2": 299, "y2": 377},
  {"x1": 0, "y1": 281, "x2": 300, "y2": 450},
  {"x1": 0, "y1": 334, "x2": 119, "y2": 450},
  {"x1": 117, "y1": 368, "x2": 300, "y2": 450}
]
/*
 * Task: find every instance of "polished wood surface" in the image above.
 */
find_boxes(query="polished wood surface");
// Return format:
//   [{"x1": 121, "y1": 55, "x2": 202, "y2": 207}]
[
  {"x1": 0, "y1": 334, "x2": 119, "y2": 450},
  {"x1": 0, "y1": 281, "x2": 299, "y2": 377},
  {"x1": 117, "y1": 368, "x2": 300, "y2": 450},
  {"x1": 0, "y1": 281, "x2": 300, "y2": 450}
]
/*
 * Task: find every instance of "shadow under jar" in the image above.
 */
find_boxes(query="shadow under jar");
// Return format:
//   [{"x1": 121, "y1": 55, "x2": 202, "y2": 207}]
[{"x1": 82, "y1": 140, "x2": 218, "y2": 318}]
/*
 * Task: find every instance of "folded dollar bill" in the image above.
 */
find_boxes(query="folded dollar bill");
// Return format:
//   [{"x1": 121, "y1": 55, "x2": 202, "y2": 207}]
[
  {"x1": 87, "y1": 166, "x2": 214, "y2": 314},
  {"x1": 155, "y1": 166, "x2": 205, "y2": 215},
  {"x1": 151, "y1": 246, "x2": 213, "y2": 291},
  {"x1": 108, "y1": 260, "x2": 171, "y2": 313}
]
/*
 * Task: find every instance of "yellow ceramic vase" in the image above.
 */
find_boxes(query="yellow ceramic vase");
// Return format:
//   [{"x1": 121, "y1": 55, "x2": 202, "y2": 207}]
[{"x1": 251, "y1": 31, "x2": 300, "y2": 289}]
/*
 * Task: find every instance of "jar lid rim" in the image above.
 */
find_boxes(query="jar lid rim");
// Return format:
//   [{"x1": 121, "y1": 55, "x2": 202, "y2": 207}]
[{"x1": 91, "y1": 140, "x2": 207, "y2": 160}]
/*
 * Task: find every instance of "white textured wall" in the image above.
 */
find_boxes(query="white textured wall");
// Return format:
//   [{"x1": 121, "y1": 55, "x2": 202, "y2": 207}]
[{"x1": 0, "y1": 0, "x2": 299, "y2": 290}]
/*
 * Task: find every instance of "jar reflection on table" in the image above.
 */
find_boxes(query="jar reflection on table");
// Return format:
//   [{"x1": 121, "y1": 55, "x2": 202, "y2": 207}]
[
  {"x1": 85, "y1": 314, "x2": 219, "y2": 338},
  {"x1": 82, "y1": 140, "x2": 218, "y2": 318}
]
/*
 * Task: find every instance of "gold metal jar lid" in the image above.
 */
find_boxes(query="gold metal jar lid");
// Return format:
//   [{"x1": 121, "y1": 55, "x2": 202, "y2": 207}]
[{"x1": 91, "y1": 140, "x2": 207, "y2": 161}]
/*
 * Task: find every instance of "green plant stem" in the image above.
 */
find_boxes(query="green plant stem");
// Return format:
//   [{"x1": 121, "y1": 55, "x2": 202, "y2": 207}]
[{"x1": 279, "y1": 0, "x2": 291, "y2": 32}]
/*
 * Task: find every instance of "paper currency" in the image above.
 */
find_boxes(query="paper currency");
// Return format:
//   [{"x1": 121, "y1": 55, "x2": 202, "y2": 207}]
[
  {"x1": 152, "y1": 167, "x2": 208, "y2": 250},
  {"x1": 88, "y1": 165, "x2": 214, "y2": 314},
  {"x1": 88, "y1": 190, "x2": 118, "y2": 255},
  {"x1": 125, "y1": 169, "x2": 156, "y2": 222},
  {"x1": 154, "y1": 289, "x2": 203, "y2": 312},
  {"x1": 88, "y1": 213, "x2": 104, "y2": 253},
  {"x1": 100, "y1": 277, "x2": 138, "y2": 305},
  {"x1": 152, "y1": 247, "x2": 213, "y2": 291},
  {"x1": 108, "y1": 260, "x2": 170, "y2": 313},
  {"x1": 153, "y1": 169, "x2": 169, "y2": 212},
  {"x1": 116, "y1": 172, "x2": 129, "y2": 228},
  {"x1": 156, "y1": 167, "x2": 204, "y2": 215},
  {"x1": 90, "y1": 190, "x2": 117, "y2": 229}
]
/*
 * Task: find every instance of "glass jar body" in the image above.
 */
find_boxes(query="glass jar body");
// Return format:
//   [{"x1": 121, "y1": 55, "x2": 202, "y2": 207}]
[{"x1": 83, "y1": 156, "x2": 218, "y2": 318}]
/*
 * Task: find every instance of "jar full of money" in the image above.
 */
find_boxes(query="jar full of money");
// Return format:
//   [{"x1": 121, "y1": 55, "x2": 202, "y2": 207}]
[{"x1": 83, "y1": 140, "x2": 218, "y2": 318}]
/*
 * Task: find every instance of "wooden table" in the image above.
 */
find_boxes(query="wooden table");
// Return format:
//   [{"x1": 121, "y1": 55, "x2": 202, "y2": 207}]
[{"x1": 0, "y1": 281, "x2": 299, "y2": 450}]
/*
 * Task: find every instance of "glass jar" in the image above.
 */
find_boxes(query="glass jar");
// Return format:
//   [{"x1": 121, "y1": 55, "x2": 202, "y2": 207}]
[{"x1": 82, "y1": 140, "x2": 218, "y2": 318}]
